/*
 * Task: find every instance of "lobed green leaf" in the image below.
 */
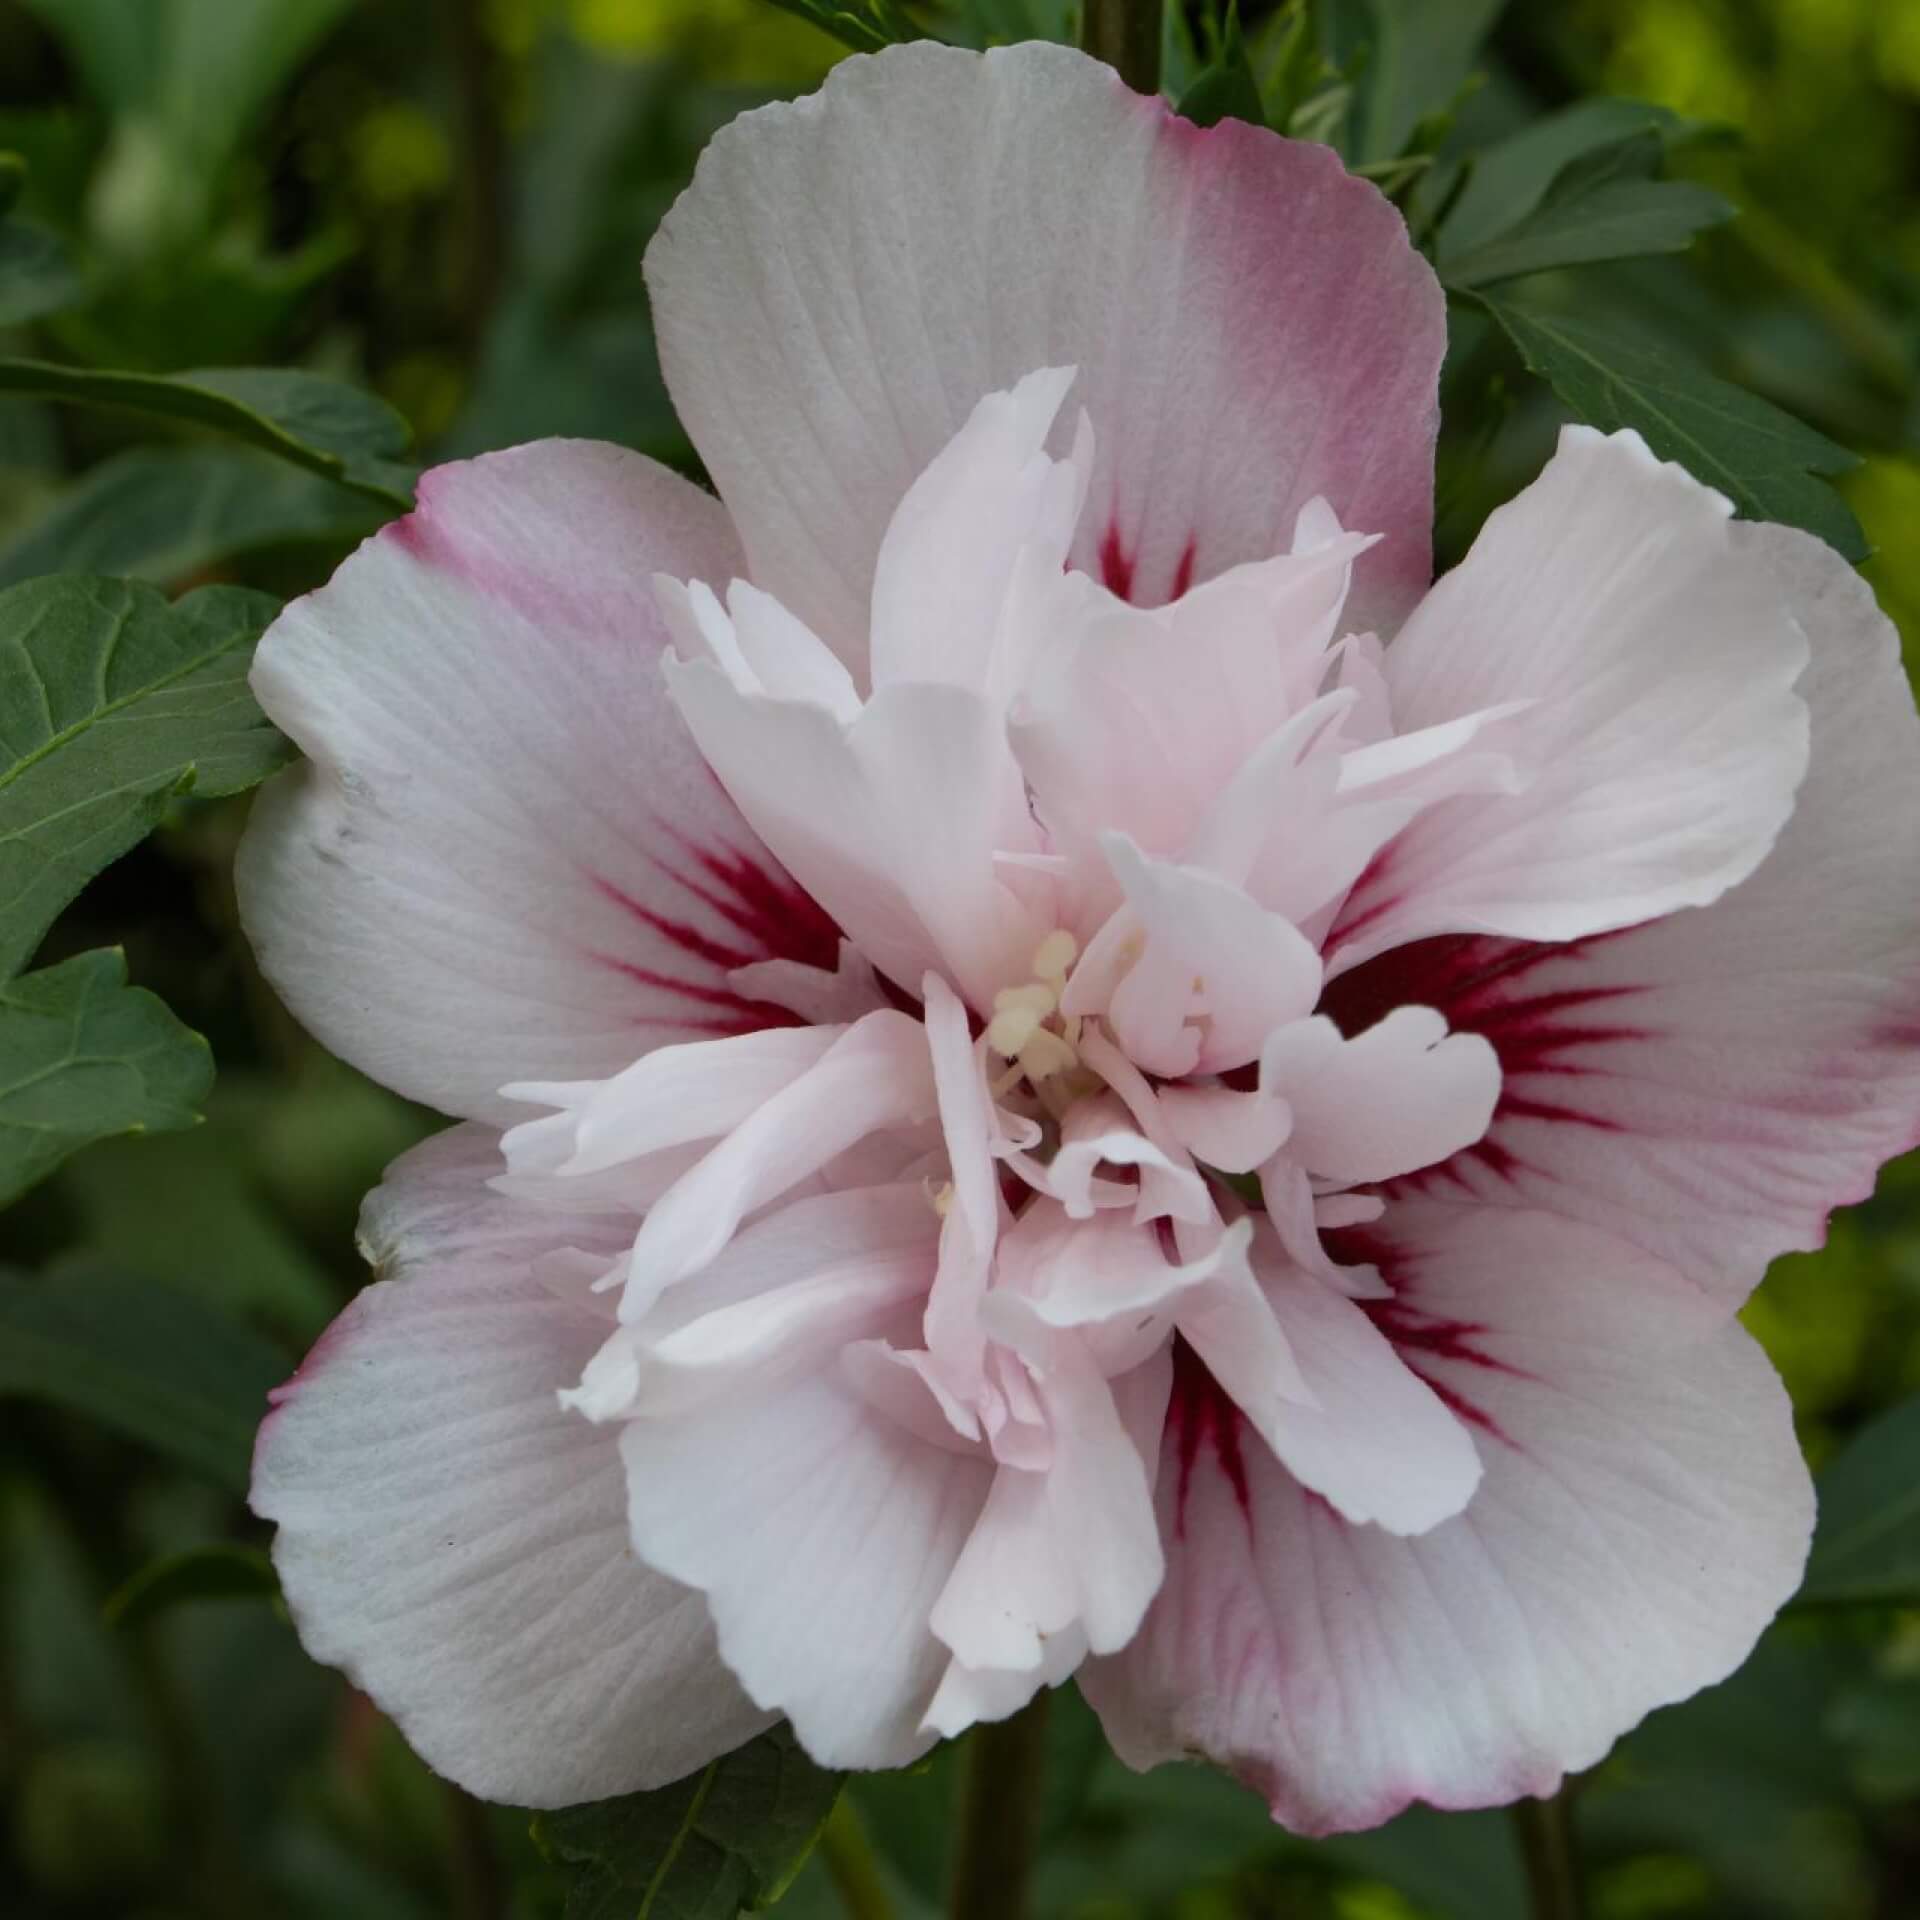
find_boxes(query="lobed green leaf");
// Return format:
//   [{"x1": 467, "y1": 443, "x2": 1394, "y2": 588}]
[
  {"x1": 0, "y1": 949, "x2": 212, "y2": 1206},
  {"x1": 0, "y1": 446, "x2": 381, "y2": 590},
  {"x1": 0, "y1": 575, "x2": 288, "y2": 977},
  {"x1": 1439, "y1": 130, "x2": 1734, "y2": 289},
  {"x1": 1175, "y1": 3, "x2": 1264, "y2": 130},
  {"x1": 0, "y1": 359, "x2": 416, "y2": 507},
  {"x1": 534, "y1": 1724, "x2": 844, "y2": 1920},
  {"x1": 1476, "y1": 289, "x2": 1868, "y2": 560}
]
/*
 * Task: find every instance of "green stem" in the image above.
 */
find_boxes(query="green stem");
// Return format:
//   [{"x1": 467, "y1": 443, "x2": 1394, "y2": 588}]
[
  {"x1": 1513, "y1": 1792, "x2": 1586, "y2": 1920},
  {"x1": 1080, "y1": 0, "x2": 1163, "y2": 97},
  {"x1": 948, "y1": 1692, "x2": 1052, "y2": 1920},
  {"x1": 820, "y1": 1796, "x2": 896, "y2": 1920}
]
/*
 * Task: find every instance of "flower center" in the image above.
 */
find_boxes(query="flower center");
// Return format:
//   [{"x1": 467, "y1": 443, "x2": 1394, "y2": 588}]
[{"x1": 984, "y1": 929, "x2": 1103, "y2": 1119}]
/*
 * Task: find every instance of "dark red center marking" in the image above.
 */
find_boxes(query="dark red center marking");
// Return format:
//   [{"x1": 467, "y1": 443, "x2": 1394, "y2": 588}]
[
  {"x1": 592, "y1": 834, "x2": 844, "y2": 1037},
  {"x1": 1170, "y1": 1336, "x2": 1252, "y2": 1533}
]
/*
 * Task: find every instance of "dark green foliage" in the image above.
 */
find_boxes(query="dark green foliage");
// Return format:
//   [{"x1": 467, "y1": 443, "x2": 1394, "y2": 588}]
[
  {"x1": 0, "y1": 1260, "x2": 287, "y2": 1489},
  {"x1": 1477, "y1": 290, "x2": 1868, "y2": 558},
  {"x1": 534, "y1": 1726, "x2": 846, "y2": 1920}
]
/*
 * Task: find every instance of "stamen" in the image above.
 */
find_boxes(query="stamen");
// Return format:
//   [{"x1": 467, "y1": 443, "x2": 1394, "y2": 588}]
[{"x1": 1032, "y1": 929, "x2": 1078, "y2": 989}]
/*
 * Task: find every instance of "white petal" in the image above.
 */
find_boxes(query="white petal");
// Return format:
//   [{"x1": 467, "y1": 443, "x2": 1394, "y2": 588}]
[
  {"x1": 1338, "y1": 427, "x2": 1810, "y2": 960},
  {"x1": 238, "y1": 442, "x2": 837, "y2": 1123},
  {"x1": 621, "y1": 1349, "x2": 993, "y2": 1768},
  {"x1": 870, "y1": 367, "x2": 1091, "y2": 702},
  {"x1": 1085, "y1": 1203, "x2": 1812, "y2": 1835},
  {"x1": 647, "y1": 41, "x2": 1445, "y2": 676},
  {"x1": 251, "y1": 1126, "x2": 769, "y2": 1807},
  {"x1": 667, "y1": 659, "x2": 1046, "y2": 1006},
  {"x1": 1359, "y1": 524, "x2": 1920, "y2": 1309},
  {"x1": 622, "y1": 1008, "x2": 937, "y2": 1311},
  {"x1": 1260, "y1": 1007, "x2": 1501, "y2": 1185}
]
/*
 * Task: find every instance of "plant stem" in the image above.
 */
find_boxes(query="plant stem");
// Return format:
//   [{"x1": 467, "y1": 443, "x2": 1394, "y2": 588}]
[
  {"x1": 821, "y1": 1796, "x2": 896, "y2": 1920},
  {"x1": 1080, "y1": 0, "x2": 1163, "y2": 97},
  {"x1": 948, "y1": 1691, "x2": 1052, "y2": 1920},
  {"x1": 1513, "y1": 1792, "x2": 1586, "y2": 1920},
  {"x1": 437, "y1": 0, "x2": 507, "y2": 355}
]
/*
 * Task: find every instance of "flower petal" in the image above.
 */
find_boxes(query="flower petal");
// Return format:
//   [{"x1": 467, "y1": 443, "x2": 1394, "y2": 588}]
[
  {"x1": 250, "y1": 1125, "x2": 770, "y2": 1807},
  {"x1": 1083, "y1": 1203, "x2": 1812, "y2": 1835},
  {"x1": 666, "y1": 658, "x2": 1046, "y2": 1006},
  {"x1": 621, "y1": 1008, "x2": 938, "y2": 1312},
  {"x1": 646, "y1": 41, "x2": 1444, "y2": 678},
  {"x1": 1339, "y1": 525, "x2": 1920, "y2": 1308},
  {"x1": 1335, "y1": 427, "x2": 1810, "y2": 961},
  {"x1": 1259, "y1": 1006, "x2": 1500, "y2": 1186},
  {"x1": 869, "y1": 366, "x2": 1091, "y2": 701},
  {"x1": 621, "y1": 1337, "x2": 994, "y2": 1768},
  {"x1": 238, "y1": 441, "x2": 838, "y2": 1124}
]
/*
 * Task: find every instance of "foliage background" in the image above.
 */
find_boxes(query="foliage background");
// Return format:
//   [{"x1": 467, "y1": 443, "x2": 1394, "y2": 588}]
[{"x1": 1, "y1": 2, "x2": 1918, "y2": 1917}]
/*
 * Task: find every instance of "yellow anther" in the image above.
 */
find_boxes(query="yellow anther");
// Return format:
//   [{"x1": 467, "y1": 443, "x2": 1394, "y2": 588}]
[
  {"x1": 927, "y1": 1178, "x2": 955, "y2": 1218},
  {"x1": 994, "y1": 982, "x2": 1058, "y2": 1018},
  {"x1": 1018, "y1": 1028, "x2": 1079, "y2": 1081},
  {"x1": 1031, "y1": 929, "x2": 1078, "y2": 987},
  {"x1": 987, "y1": 1006, "x2": 1042, "y2": 1056}
]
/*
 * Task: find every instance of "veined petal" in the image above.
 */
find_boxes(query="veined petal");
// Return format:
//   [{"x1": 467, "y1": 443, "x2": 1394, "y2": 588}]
[
  {"x1": 1072, "y1": 836, "x2": 1324, "y2": 1076},
  {"x1": 620, "y1": 1008, "x2": 938, "y2": 1313},
  {"x1": 929, "y1": 1340, "x2": 1163, "y2": 1688},
  {"x1": 647, "y1": 41, "x2": 1443, "y2": 679},
  {"x1": 667, "y1": 658, "x2": 1047, "y2": 1006},
  {"x1": 574, "y1": 1184, "x2": 941, "y2": 1419},
  {"x1": 621, "y1": 1338, "x2": 994, "y2": 1768},
  {"x1": 1336, "y1": 427, "x2": 1810, "y2": 962},
  {"x1": 500, "y1": 1024, "x2": 841, "y2": 1180},
  {"x1": 251, "y1": 1127, "x2": 769, "y2": 1807},
  {"x1": 870, "y1": 367, "x2": 1093, "y2": 702},
  {"x1": 1351, "y1": 524, "x2": 1920, "y2": 1310},
  {"x1": 238, "y1": 441, "x2": 838, "y2": 1124},
  {"x1": 1259, "y1": 1007, "x2": 1500, "y2": 1186},
  {"x1": 1084, "y1": 1203, "x2": 1811, "y2": 1835}
]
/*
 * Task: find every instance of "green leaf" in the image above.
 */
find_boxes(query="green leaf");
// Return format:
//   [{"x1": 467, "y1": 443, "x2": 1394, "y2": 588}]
[
  {"x1": 756, "y1": 0, "x2": 921, "y2": 54},
  {"x1": 1440, "y1": 131, "x2": 1734, "y2": 289},
  {"x1": 1435, "y1": 96, "x2": 1703, "y2": 261},
  {"x1": 0, "y1": 1258, "x2": 284, "y2": 1488},
  {"x1": 1798, "y1": 1395, "x2": 1920, "y2": 1606},
  {"x1": 533, "y1": 1724, "x2": 844, "y2": 1920},
  {"x1": 0, "y1": 575, "x2": 288, "y2": 977},
  {"x1": 1347, "y1": 0, "x2": 1507, "y2": 165},
  {"x1": 0, "y1": 949, "x2": 212, "y2": 1205},
  {"x1": 0, "y1": 218, "x2": 80, "y2": 326},
  {"x1": 0, "y1": 360, "x2": 415, "y2": 507},
  {"x1": 104, "y1": 1544, "x2": 280, "y2": 1630},
  {"x1": 1476, "y1": 290, "x2": 1868, "y2": 560},
  {"x1": 0, "y1": 446, "x2": 380, "y2": 590},
  {"x1": 1176, "y1": 4, "x2": 1265, "y2": 130}
]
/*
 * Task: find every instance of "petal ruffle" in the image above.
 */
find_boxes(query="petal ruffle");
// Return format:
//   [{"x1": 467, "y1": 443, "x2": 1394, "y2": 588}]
[
  {"x1": 1336, "y1": 428, "x2": 1810, "y2": 962},
  {"x1": 621, "y1": 1336, "x2": 993, "y2": 1768},
  {"x1": 251, "y1": 1126, "x2": 771, "y2": 1808},
  {"x1": 238, "y1": 441, "x2": 838, "y2": 1124},
  {"x1": 1082, "y1": 1202, "x2": 1812, "y2": 1835},
  {"x1": 646, "y1": 41, "x2": 1444, "y2": 677},
  {"x1": 1341, "y1": 524, "x2": 1920, "y2": 1308}
]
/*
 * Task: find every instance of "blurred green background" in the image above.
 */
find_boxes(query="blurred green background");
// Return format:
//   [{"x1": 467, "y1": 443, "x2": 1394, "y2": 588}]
[{"x1": 2, "y1": 2, "x2": 1919, "y2": 1917}]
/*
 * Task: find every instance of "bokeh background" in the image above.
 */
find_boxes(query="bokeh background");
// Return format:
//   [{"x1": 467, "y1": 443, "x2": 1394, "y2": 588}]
[{"x1": 2, "y1": 2, "x2": 1918, "y2": 1916}]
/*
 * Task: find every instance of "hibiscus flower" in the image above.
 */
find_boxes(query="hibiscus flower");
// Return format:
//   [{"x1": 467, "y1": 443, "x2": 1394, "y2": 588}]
[{"x1": 240, "y1": 41, "x2": 1920, "y2": 1834}]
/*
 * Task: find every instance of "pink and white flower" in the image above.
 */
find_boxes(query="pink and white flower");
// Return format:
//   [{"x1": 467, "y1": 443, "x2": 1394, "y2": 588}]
[{"x1": 240, "y1": 42, "x2": 1920, "y2": 1833}]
